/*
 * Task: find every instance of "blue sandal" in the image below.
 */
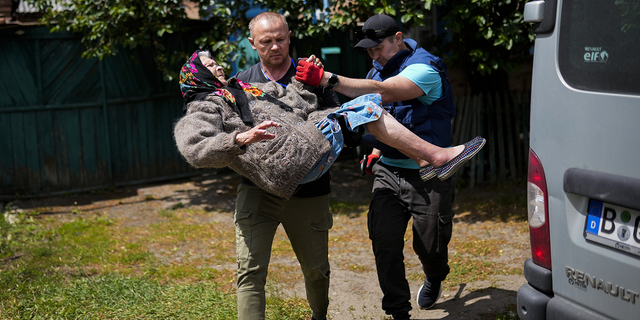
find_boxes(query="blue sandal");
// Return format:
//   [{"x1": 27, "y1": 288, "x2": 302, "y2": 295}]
[
  {"x1": 419, "y1": 165, "x2": 436, "y2": 181},
  {"x1": 435, "y1": 136, "x2": 486, "y2": 181}
]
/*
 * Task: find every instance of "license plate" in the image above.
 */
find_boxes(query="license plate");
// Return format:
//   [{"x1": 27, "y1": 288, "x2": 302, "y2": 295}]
[{"x1": 584, "y1": 200, "x2": 640, "y2": 258}]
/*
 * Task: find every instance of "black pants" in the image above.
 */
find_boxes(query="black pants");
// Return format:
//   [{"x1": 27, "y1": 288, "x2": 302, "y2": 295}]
[{"x1": 368, "y1": 162, "x2": 455, "y2": 315}]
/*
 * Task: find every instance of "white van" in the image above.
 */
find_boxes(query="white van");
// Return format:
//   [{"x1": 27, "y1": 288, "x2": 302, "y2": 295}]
[{"x1": 518, "y1": 0, "x2": 640, "y2": 319}]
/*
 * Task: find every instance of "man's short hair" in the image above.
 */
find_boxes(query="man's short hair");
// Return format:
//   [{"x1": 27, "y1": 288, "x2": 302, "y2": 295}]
[{"x1": 249, "y1": 12, "x2": 289, "y2": 39}]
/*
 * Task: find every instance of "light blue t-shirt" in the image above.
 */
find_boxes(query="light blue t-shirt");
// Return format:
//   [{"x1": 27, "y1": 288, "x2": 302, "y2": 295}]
[
  {"x1": 399, "y1": 63, "x2": 442, "y2": 105},
  {"x1": 379, "y1": 63, "x2": 444, "y2": 169}
]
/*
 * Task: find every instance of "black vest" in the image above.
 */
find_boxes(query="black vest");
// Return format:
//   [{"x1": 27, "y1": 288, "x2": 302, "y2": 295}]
[{"x1": 362, "y1": 39, "x2": 456, "y2": 159}]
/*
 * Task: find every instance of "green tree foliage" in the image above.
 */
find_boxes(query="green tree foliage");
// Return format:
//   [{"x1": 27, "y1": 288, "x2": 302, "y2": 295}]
[
  {"x1": 24, "y1": 0, "x2": 253, "y2": 80},
  {"x1": 25, "y1": 0, "x2": 533, "y2": 89},
  {"x1": 439, "y1": 0, "x2": 533, "y2": 74},
  {"x1": 434, "y1": 0, "x2": 534, "y2": 92},
  {"x1": 326, "y1": 0, "x2": 533, "y2": 92}
]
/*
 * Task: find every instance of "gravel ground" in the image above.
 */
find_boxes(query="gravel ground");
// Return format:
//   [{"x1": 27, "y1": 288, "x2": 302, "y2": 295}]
[{"x1": 8, "y1": 159, "x2": 530, "y2": 320}]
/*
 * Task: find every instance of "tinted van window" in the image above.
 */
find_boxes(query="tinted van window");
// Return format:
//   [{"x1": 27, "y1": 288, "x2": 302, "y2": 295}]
[{"x1": 558, "y1": 0, "x2": 640, "y2": 95}]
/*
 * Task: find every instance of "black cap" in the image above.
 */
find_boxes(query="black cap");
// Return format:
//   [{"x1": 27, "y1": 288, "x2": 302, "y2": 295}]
[{"x1": 354, "y1": 14, "x2": 400, "y2": 49}]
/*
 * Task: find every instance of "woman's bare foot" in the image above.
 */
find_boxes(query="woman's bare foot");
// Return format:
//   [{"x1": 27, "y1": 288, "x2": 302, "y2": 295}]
[
  {"x1": 418, "y1": 145, "x2": 465, "y2": 168},
  {"x1": 436, "y1": 145, "x2": 465, "y2": 168}
]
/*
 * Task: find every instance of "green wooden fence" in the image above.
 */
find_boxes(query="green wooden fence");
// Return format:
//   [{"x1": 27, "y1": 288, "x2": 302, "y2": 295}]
[
  {"x1": 0, "y1": 26, "x2": 203, "y2": 199},
  {"x1": 451, "y1": 91, "x2": 531, "y2": 187}
]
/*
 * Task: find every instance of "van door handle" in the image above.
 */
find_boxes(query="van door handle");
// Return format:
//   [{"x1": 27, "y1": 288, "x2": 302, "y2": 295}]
[
  {"x1": 524, "y1": 0, "x2": 558, "y2": 35},
  {"x1": 564, "y1": 168, "x2": 640, "y2": 211}
]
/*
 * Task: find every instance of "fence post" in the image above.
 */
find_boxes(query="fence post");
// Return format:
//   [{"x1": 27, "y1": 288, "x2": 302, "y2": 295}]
[
  {"x1": 469, "y1": 95, "x2": 479, "y2": 188},
  {"x1": 522, "y1": 92, "x2": 531, "y2": 173},
  {"x1": 99, "y1": 60, "x2": 114, "y2": 184},
  {"x1": 481, "y1": 93, "x2": 492, "y2": 183},
  {"x1": 496, "y1": 93, "x2": 507, "y2": 180},
  {"x1": 504, "y1": 92, "x2": 518, "y2": 178}
]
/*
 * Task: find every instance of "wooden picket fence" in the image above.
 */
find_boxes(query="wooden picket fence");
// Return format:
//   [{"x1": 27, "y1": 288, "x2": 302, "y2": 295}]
[{"x1": 451, "y1": 91, "x2": 531, "y2": 187}]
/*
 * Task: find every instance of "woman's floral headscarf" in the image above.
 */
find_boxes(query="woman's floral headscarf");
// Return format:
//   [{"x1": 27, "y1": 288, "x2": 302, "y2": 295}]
[{"x1": 179, "y1": 50, "x2": 264, "y2": 123}]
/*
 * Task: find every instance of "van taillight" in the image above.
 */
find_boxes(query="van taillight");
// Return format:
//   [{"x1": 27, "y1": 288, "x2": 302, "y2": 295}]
[{"x1": 527, "y1": 149, "x2": 552, "y2": 270}]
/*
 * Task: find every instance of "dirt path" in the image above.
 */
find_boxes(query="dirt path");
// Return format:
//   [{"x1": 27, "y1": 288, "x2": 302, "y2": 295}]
[
  {"x1": 319, "y1": 161, "x2": 528, "y2": 319},
  {"x1": 7, "y1": 159, "x2": 529, "y2": 320}
]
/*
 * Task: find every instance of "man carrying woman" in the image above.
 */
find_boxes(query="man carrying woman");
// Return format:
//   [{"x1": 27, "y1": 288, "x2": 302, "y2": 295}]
[{"x1": 174, "y1": 48, "x2": 484, "y2": 320}]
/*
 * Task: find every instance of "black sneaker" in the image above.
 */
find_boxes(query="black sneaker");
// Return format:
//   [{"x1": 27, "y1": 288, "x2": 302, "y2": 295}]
[
  {"x1": 392, "y1": 311, "x2": 411, "y2": 320},
  {"x1": 416, "y1": 276, "x2": 442, "y2": 310}
]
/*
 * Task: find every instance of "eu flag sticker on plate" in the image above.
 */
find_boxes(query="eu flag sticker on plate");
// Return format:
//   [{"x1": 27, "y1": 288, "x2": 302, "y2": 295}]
[{"x1": 586, "y1": 200, "x2": 603, "y2": 235}]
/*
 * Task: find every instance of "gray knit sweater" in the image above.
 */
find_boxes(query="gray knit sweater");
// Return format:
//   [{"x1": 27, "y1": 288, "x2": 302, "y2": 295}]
[{"x1": 174, "y1": 78, "x2": 334, "y2": 199}]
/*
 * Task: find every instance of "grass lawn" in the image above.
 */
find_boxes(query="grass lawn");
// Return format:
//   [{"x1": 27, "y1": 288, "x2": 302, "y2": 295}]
[
  {"x1": 1, "y1": 175, "x2": 527, "y2": 320},
  {"x1": 0, "y1": 207, "x2": 311, "y2": 319}
]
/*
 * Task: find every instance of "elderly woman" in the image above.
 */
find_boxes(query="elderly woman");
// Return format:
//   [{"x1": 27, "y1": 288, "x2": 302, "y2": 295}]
[{"x1": 174, "y1": 50, "x2": 484, "y2": 199}]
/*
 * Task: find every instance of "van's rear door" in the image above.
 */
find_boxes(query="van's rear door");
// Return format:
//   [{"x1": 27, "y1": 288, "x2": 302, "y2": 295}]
[{"x1": 529, "y1": 0, "x2": 640, "y2": 319}]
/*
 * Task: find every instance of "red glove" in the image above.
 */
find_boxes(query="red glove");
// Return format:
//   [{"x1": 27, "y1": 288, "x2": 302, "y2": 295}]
[
  {"x1": 295, "y1": 59, "x2": 324, "y2": 86},
  {"x1": 360, "y1": 154, "x2": 379, "y2": 176}
]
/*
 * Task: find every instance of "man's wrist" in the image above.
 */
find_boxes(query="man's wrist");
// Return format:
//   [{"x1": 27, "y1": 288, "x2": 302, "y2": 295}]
[
  {"x1": 326, "y1": 73, "x2": 339, "y2": 90},
  {"x1": 321, "y1": 72, "x2": 331, "y2": 87}
]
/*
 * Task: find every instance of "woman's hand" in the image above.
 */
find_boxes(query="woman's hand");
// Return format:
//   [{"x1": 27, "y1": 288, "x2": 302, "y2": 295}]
[
  {"x1": 308, "y1": 54, "x2": 323, "y2": 69},
  {"x1": 235, "y1": 121, "x2": 281, "y2": 146}
]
